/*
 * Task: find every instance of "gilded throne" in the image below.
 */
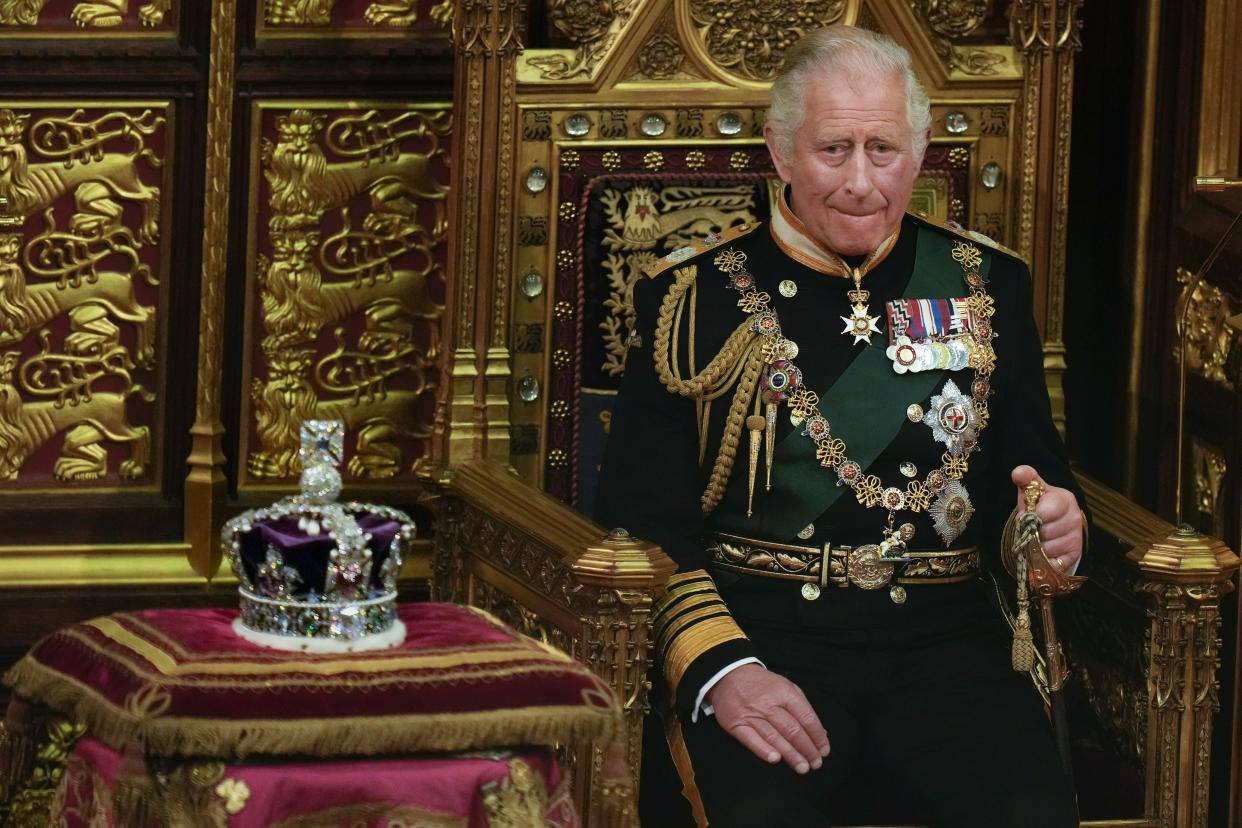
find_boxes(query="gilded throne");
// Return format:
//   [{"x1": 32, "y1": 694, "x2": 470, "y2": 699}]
[
  {"x1": 431, "y1": 0, "x2": 1239, "y2": 826},
  {"x1": 0, "y1": 0, "x2": 1236, "y2": 826}
]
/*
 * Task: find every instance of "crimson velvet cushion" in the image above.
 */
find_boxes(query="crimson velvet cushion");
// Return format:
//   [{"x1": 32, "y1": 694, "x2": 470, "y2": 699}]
[{"x1": 3, "y1": 603, "x2": 619, "y2": 758}]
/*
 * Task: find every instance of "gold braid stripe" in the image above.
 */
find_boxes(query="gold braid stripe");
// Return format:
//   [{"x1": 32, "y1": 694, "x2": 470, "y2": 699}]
[
  {"x1": 653, "y1": 266, "x2": 765, "y2": 513},
  {"x1": 651, "y1": 571, "x2": 747, "y2": 695}
]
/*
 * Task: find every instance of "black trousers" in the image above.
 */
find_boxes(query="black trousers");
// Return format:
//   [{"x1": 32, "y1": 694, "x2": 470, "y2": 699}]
[{"x1": 672, "y1": 590, "x2": 1079, "y2": 828}]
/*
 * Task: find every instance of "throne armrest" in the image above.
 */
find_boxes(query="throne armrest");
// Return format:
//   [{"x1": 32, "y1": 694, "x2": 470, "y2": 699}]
[
  {"x1": 1073, "y1": 471, "x2": 1239, "y2": 827},
  {"x1": 424, "y1": 459, "x2": 675, "y2": 828}
]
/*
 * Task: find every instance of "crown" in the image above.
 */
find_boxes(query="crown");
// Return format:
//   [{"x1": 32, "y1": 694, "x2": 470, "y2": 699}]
[{"x1": 221, "y1": 420, "x2": 415, "y2": 653}]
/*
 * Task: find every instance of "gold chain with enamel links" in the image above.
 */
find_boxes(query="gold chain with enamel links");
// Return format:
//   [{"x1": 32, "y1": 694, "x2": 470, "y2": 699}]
[{"x1": 712, "y1": 241, "x2": 998, "y2": 550}]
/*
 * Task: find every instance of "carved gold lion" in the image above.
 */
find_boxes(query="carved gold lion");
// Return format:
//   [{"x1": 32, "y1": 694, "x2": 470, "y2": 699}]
[
  {"x1": 0, "y1": 233, "x2": 156, "y2": 367},
  {"x1": 0, "y1": 349, "x2": 153, "y2": 481},
  {"x1": 0, "y1": 111, "x2": 161, "y2": 245},
  {"x1": 0, "y1": 0, "x2": 169, "y2": 27},
  {"x1": 263, "y1": 109, "x2": 449, "y2": 237}
]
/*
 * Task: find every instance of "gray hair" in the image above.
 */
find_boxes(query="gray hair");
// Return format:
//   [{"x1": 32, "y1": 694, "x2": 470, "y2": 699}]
[{"x1": 767, "y1": 26, "x2": 932, "y2": 162}]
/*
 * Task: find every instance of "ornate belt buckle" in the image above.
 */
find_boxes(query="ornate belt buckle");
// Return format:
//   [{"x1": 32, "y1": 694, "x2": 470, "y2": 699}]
[{"x1": 847, "y1": 545, "x2": 895, "y2": 590}]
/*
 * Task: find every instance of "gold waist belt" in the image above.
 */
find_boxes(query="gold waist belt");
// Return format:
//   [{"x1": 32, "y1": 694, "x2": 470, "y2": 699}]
[{"x1": 707, "y1": 532, "x2": 979, "y2": 591}]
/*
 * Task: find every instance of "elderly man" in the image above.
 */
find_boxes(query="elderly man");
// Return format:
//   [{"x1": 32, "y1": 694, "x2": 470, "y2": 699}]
[{"x1": 597, "y1": 24, "x2": 1083, "y2": 828}]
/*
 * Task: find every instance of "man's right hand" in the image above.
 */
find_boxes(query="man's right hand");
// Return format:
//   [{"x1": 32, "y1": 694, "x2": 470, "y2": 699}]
[{"x1": 706, "y1": 662, "x2": 830, "y2": 774}]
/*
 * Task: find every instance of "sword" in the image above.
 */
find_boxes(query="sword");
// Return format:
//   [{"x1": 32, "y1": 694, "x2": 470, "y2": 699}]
[{"x1": 1001, "y1": 480, "x2": 1086, "y2": 783}]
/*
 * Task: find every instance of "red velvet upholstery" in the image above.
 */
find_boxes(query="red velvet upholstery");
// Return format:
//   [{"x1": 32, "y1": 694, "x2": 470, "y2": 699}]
[
  {"x1": 52, "y1": 736, "x2": 578, "y2": 828},
  {"x1": 3, "y1": 603, "x2": 619, "y2": 759}
]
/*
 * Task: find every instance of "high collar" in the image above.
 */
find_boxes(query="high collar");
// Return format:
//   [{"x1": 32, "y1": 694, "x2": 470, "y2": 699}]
[{"x1": 769, "y1": 187, "x2": 901, "y2": 279}]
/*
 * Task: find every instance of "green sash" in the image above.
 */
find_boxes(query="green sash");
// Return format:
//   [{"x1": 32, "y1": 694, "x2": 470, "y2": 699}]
[{"x1": 713, "y1": 225, "x2": 993, "y2": 539}]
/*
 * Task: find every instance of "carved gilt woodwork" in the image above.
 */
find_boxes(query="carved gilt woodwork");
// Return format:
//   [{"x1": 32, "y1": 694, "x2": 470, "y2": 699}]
[
  {"x1": 1192, "y1": 439, "x2": 1228, "y2": 539},
  {"x1": 0, "y1": 104, "x2": 168, "y2": 489},
  {"x1": 183, "y1": 0, "x2": 238, "y2": 579},
  {"x1": 258, "y1": 0, "x2": 452, "y2": 37},
  {"x1": 429, "y1": 459, "x2": 675, "y2": 828},
  {"x1": 1174, "y1": 265, "x2": 1239, "y2": 390},
  {"x1": 0, "y1": 0, "x2": 175, "y2": 30},
  {"x1": 1008, "y1": 0, "x2": 1082, "y2": 435},
  {"x1": 241, "y1": 103, "x2": 450, "y2": 488}
]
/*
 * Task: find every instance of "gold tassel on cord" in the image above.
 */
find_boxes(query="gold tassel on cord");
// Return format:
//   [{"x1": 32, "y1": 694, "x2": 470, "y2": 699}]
[
  {"x1": 764, "y1": 399, "x2": 777, "y2": 491},
  {"x1": 745, "y1": 415, "x2": 765, "y2": 517},
  {"x1": 1011, "y1": 553, "x2": 1035, "y2": 672}
]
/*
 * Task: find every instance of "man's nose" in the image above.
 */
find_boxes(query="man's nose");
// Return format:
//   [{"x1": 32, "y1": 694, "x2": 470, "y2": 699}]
[{"x1": 841, "y1": 153, "x2": 876, "y2": 198}]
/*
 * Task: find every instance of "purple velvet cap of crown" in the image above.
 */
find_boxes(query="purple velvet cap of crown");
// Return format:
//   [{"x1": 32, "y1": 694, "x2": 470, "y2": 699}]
[{"x1": 236, "y1": 512, "x2": 401, "y2": 598}]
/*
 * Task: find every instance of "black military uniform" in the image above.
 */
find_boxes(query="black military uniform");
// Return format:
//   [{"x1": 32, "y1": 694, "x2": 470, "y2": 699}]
[{"x1": 597, "y1": 197, "x2": 1082, "y2": 827}]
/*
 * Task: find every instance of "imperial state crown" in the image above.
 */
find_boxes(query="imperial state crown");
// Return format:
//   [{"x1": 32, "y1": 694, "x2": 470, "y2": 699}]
[{"x1": 221, "y1": 420, "x2": 415, "y2": 652}]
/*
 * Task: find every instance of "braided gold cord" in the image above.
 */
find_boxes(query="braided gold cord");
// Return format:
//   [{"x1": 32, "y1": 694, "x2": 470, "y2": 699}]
[
  {"x1": 652, "y1": 265, "x2": 765, "y2": 514},
  {"x1": 700, "y1": 339, "x2": 764, "y2": 512},
  {"x1": 654, "y1": 267, "x2": 757, "y2": 399}
]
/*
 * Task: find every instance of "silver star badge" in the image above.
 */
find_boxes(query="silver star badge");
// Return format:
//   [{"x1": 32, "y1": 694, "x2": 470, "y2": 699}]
[
  {"x1": 930, "y1": 480, "x2": 975, "y2": 546},
  {"x1": 922, "y1": 379, "x2": 979, "y2": 453}
]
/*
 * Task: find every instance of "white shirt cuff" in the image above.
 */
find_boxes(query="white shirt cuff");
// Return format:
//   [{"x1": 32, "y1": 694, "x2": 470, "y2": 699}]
[{"x1": 691, "y1": 657, "x2": 763, "y2": 723}]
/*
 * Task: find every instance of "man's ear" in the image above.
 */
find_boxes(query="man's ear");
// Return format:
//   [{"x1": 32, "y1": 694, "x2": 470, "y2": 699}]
[{"x1": 763, "y1": 122, "x2": 794, "y2": 184}]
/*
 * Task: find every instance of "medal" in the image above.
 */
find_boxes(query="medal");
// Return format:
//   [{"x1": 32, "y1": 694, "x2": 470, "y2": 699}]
[
  {"x1": 930, "y1": 479, "x2": 975, "y2": 545},
  {"x1": 841, "y1": 302, "x2": 882, "y2": 345},
  {"x1": 924, "y1": 378, "x2": 979, "y2": 453},
  {"x1": 841, "y1": 268, "x2": 881, "y2": 345},
  {"x1": 886, "y1": 335, "x2": 920, "y2": 373}
]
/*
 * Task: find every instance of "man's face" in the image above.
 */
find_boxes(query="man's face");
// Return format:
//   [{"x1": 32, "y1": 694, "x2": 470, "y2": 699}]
[{"x1": 766, "y1": 72, "x2": 925, "y2": 256}]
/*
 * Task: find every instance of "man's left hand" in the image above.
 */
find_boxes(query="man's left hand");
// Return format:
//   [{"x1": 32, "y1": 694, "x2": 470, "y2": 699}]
[{"x1": 1011, "y1": 465, "x2": 1082, "y2": 573}]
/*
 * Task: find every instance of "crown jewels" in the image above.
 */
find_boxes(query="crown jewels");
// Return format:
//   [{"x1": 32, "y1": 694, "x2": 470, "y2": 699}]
[{"x1": 222, "y1": 420, "x2": 415, "y2": 652}]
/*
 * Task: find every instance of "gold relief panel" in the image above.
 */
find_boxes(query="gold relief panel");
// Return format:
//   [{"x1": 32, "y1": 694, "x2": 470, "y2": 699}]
[
  {"x1": 0, "y1": 0, "x2": 177, "y2": 33},
  {"x1": 257, "y1": 0, "x2": 451, "y2": 38},
  {"x1": 242, "y1": 101, "x2": 450, "y2": 487},
  {"x1": 1174, "y1": 266, "x2": 1239, "y2": 390},
  {"x1": 682, "y1": 0, "x2": 852, "y2": 83},
  {"x1": 1192, "y1": 439, "x2": 1227, "y2": 539},
  {"x1": 0, "y1": 103, "x2": 171, "y2": 491}
]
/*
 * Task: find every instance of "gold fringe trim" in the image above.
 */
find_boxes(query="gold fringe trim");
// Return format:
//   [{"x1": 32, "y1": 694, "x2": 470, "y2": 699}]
[
  {"x1": 0, "y1": 720, "x2": 35, "y2": 790},
  {"x1": 4, "y1": 659, "x2": 620, "y2": 760}
]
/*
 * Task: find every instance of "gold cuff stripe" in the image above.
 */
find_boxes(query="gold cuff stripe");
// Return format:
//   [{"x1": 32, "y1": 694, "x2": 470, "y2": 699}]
[
  {"x1": 652, "y1": 586, "x2": 729, "y2": 640},
  {"x1": 651, "y1": 571, "x2": 719, "y2": 624},
  {"x1": 665, "y1": 570, "x2": 716, "y2": 590},
  {"x1": 651, "y1": 582, "x2": 721, "y2": 626},
  {"x1": 662, "y1": 618, "x2": 749, "y2": 694},
  {"x1": 655, "y1": 604, "x2": 732, "y2": 660}
]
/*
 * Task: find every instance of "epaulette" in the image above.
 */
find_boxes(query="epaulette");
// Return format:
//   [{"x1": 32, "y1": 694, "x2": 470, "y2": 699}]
[
  {"x1": 909, "y1": 212, "x2": 1027, "y2": 265},
  {"x1": 643, "y1": 221, "x2": 763, "y2": 279}
]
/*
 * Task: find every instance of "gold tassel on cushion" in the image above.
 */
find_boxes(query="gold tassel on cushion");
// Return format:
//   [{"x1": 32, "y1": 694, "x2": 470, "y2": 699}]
[
  {"x1": 114, "y1": 739, "x2": 158, "y2": 826},
  {"x1": 0, "y1": 698, "x2": 36, "y2": 794}
]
